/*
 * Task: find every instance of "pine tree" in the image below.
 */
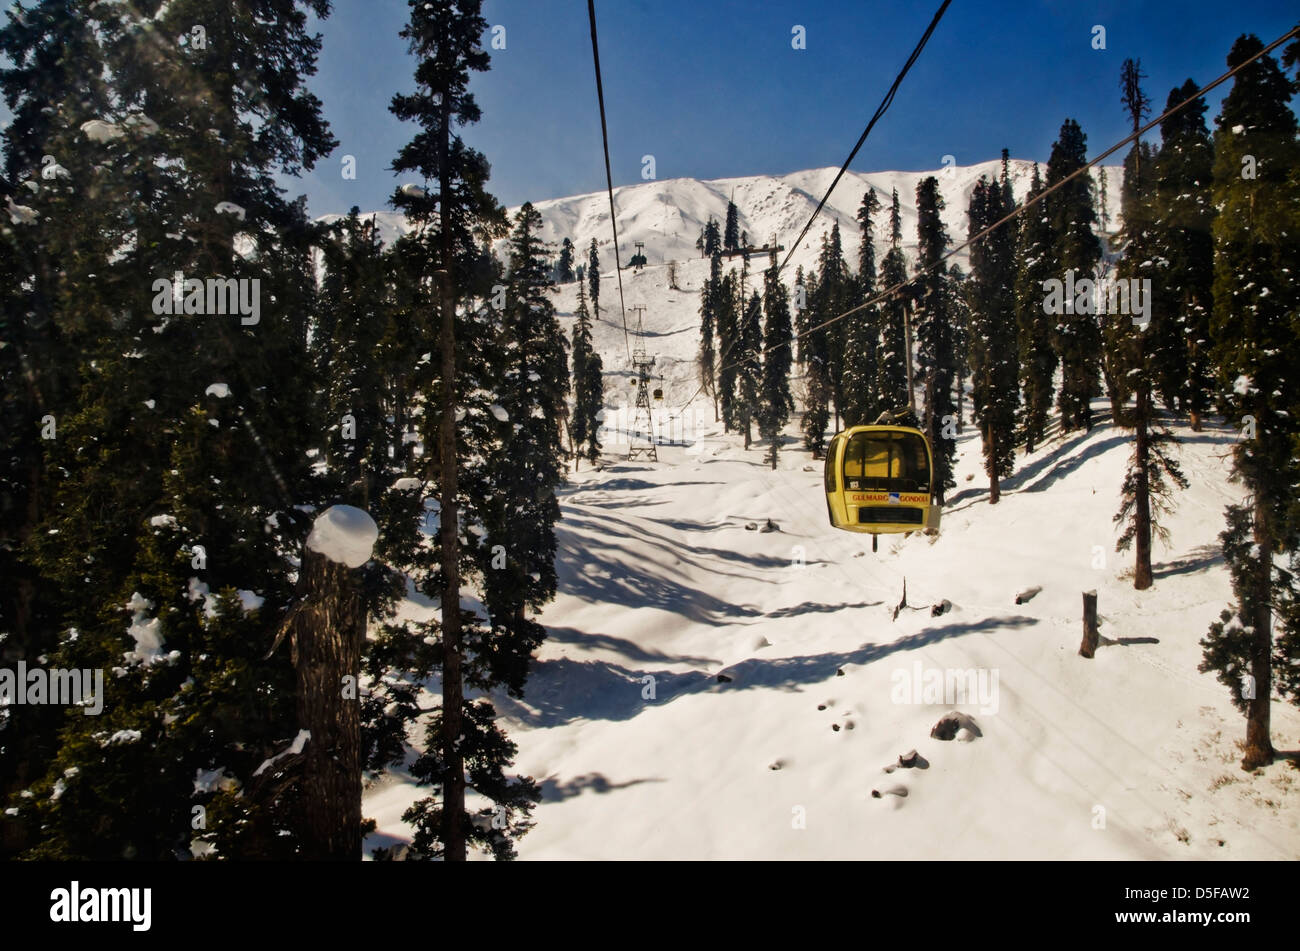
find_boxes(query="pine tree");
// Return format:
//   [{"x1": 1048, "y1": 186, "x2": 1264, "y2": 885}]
[
  {"x1": 0, "y1": 1, "x2": 110, "y2": 852},
  {"x1": 841, "y1": 189, "x2": 882, "y2": 427},
  {"x1": 724, "y1": 198, "x2": 740, "y2": 252},
  {"x1": 698, "y1": 217, "x2": 722, "y2": 419},
  {"x1": 735, "y1": 291, "x2": 763, "y2": 449},
  {"x1": 7, "y1": 0, "x2": 339, "y2": 859},
  {"x1": 476, "y1": 200, "x2": 566, "y2": 702},
  {"x1": 913, "y1": 176, "x2": 957, "y2": 502},
  {"x1": 816, "y1": 222, "x2": 850, "y2": 429},
  {"x1": 571, "y1": 280, "x2": 604, "y2": 469},
  {"x1": 557, "y1": 237, "x2": 575, "y2": 284},
  {"x1": 390, "y1": 0, "x2": 544, "y2": 860},
  {"x1": 798, "y1": 259, "x2": 831, "y2": 456},
  {"x1": 759, "y1": 253, "x2": 794, "y2": 469},
  {"x1": 716, "y1": 269, "x2": 740, "y2": 432},
  {"x1": 877, "y1": 188, "x2": 910, "y2": 414},
  {"x1": 1149, "y1": 80, "x2": 1216, "y2": 429},
  {"x1": 1098, "y1": 166, "x2": 1110, "y2": 234},
  {"x1": 966, "y1": 176, "x2": 1019, "y2": 503},
  {"x1": 1014, "y1": 163, "x2": 1057, "y2": 453},
  {"x1": 1046, "y1": 119, "x2": 1103, "y2": 431},
  {"x1": 1199, "y1": 34, "x2": 1300, "y2": 771},
  {"x1": 1109, "y1": 128, "x2": 1188, "y2": 591},
  {"x1": 587, "y1": 237, "x2": 600, "y2": 317},
  {"x1": 950, "y1": 261, "x2": 970, "y2": 434}
]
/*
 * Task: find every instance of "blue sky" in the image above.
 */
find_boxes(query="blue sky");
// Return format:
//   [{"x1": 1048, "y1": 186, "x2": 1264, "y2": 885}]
[
  {"x1": 291, "y1": 0, "x2": 1296, "y2": 216},
  {"x1": 4, "y1": 2, "x2": 1293, "y2": 213}
]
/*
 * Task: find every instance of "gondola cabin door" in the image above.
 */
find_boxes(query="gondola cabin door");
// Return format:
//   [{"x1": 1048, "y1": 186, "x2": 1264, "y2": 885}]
[{"x1": 824, "y1": 426, "x2": 940, "y2": 541}]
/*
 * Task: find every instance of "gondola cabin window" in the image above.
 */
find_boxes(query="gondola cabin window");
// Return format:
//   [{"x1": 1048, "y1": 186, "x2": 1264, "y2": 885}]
[{"x1": 843, "y1": 430, "x2": 929, "y2": 493}]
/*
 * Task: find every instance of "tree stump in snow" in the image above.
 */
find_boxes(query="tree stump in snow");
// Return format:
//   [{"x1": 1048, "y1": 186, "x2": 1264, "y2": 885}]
[
  {"x1": 1079, "y1": 590, "x2": 1099, "y2": 658},
  {"x1": 287, "y1": 547, "x2": 366, "y2": 859}
]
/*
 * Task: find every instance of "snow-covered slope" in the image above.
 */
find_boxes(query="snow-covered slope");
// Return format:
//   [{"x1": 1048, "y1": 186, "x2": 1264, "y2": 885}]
[{"x1": 363, "y1": 404, "x2": 1300, "y2": 860}]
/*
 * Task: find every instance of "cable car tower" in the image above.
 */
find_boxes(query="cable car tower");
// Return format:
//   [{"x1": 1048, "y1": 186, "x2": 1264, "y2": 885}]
[{"x1": 627, "y1": 305, "x2": 658, "y2": 461}]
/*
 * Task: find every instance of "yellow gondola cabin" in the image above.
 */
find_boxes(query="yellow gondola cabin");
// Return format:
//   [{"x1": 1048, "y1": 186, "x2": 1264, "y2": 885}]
[{"x1": 824, "y1": 425, "x2": 941, "y2": 545}]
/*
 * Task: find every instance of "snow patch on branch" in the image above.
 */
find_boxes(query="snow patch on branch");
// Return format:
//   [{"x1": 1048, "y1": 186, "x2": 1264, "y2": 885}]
[{"x1": 253, "y1": 729, "x2": 311, "y2": 777}]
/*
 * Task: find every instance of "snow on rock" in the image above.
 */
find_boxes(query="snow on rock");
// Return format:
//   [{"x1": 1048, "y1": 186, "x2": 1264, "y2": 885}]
[
  {"x1": 205, "y1": 383, "x2": 231, "y2": 398},
  {"x1": 930, "y1": 712, "x2": 982, "y2": 741},
  {"x1": 392, "y1": 477, "x2": 422, "y2": 492},
  {"x1": 80, "y1": 119, "x2": 124, "y2": 143},
  {"x1": 306, "y1": 504, "x2": 378, "y2": 568}
]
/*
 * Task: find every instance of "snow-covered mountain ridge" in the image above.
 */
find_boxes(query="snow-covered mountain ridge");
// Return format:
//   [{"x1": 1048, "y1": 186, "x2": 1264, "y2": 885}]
[{"x1": 318, "y1": 159, "x2": 1122, "y2": 280}]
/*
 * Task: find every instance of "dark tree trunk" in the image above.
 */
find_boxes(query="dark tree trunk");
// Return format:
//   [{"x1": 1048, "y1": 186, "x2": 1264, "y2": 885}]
[
  {"x1": 1104, "y1": 364, "x2": 1124, "y2": 427},
  {"x1": 1133, "y1": 385, "x2": 1153, "y2": 591},
  {"x1": 987, "y1": 424, "x2": 1000, "y2": 505},
  {"x1": 437, "y1": 101, "x2": 467, "y2": 861},
  {"x1": 1242, "y1": 496, "x2": 1275, "y2": 770},
  {"x1": 293, "y1": 548, "x2": 365, "y2": 860},
  {"x1": 955, "y1": 368, "x2": 964, "y2": 434},
  {"x1": 1079, "y1": 590, "x2": 1099, "y2": 658}
]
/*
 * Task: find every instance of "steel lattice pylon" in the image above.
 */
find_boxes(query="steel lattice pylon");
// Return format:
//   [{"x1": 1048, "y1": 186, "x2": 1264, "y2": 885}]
[{"x1": 627, "y1": 348, "x2": 657, "y2": 461}]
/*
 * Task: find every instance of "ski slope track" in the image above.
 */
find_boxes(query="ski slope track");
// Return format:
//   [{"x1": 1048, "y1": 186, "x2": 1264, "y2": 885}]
[{"x1": 365, "y1": 410, "x2": 1300, "y2": 861}]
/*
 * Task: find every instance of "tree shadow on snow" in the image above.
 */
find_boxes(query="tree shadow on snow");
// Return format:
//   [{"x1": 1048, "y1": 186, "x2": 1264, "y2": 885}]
[
  {"x1": 494, "y1": 656, "x2": 715, "y2": 727},
  {"x1": 709, "y1": 614, "x2": 1040, "y2": 694},
  {"x1": 539, "y1": 772, "x2": 666, "y2": 803},
  {"x1": 764, "y1": 600, "x2": 884, "y2": 619},
  {"x1": 1002, "y1": 434, "x2": 1130, "y2": 494},
  {"x1": 499, "y1": 615, "x2": 1039, "y2": 728},
  {"x1": 545, "y1": 624, "x2": 719, "y2": 666},
  {"x1": 1153, "y1": 544, "x2": 1222, "y2": 580}
]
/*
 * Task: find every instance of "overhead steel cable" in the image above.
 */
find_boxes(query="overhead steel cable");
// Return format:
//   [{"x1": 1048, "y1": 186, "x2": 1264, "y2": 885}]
[
  {"x1": 665, "y1": 0, "x2": 952, "y2": 421},
  {"x1": 778, "y1": 0, "x2": 952, "y2": 275},
  {"x1": 587, "y1": 0, "x2": 632, "y2": 364}
]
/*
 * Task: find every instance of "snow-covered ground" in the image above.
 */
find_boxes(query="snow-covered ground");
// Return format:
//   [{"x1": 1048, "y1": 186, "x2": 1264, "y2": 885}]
[
  {"x1": 364, "y1": 400, "x2": 1300, "y2": 860},
  {"x1": 357, "y1": 160, "x2": 1298, "y2": 861}
]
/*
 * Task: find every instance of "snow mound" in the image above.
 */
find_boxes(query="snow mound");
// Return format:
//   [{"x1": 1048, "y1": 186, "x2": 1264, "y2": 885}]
[{"x1": 306, "y1": 504, "x2": 378, "y2": 568}]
